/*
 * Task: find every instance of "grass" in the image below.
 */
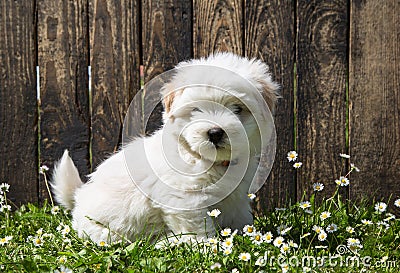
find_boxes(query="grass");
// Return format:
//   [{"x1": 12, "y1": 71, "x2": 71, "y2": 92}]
[{"x1": 1, "y1": 154, "x2": 399, "y2": 272}]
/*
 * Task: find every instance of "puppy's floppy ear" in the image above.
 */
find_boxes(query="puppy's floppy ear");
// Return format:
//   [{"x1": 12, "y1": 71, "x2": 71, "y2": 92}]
[
  {"x1": 161, "y1": 81, "x2": 184, "y2": 120},
  {"x1": 258, "y1": 79, "x2": 280, "y2": 114},
  {"x1": 162, "y1": 82, "x2": 176, "y2": 114}
]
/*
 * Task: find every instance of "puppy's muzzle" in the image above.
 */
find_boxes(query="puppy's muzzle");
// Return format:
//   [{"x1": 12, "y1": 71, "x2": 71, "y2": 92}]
[{"x1": 207, "y1": 127, "x2": 225, "y2": 146}]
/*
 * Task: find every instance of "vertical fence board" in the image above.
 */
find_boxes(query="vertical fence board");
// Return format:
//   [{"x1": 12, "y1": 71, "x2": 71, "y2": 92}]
[
  {"x1": 0, "y1": 1, "x2": 38, "y2": 204},
  {"x1": 245, "y1": 0, "x2": 296, "y2": 210},
  {"x1": 193, "y1": 0, "x2": 242, "y2": 57},
  {"x1": 349, "y1": 0, "x2": 400, "y2": 201},
  {"x1": 141, "y1": 0, "x2": 192, "y2": 134},
  {"x1": 90, "y1": 0, "x2": 141, "y2": 167},
  {"x1": 38, "y1": 0, "x2": 90, "y2": 201},
  {"x1": 296, "y1": 0, "x2": 348, "y2": 199}
]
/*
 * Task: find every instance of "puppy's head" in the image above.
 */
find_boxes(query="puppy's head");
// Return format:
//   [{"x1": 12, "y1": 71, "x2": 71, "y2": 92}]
[{"x1": 161, "y1": 52, "x2": 279, "y2": 164}]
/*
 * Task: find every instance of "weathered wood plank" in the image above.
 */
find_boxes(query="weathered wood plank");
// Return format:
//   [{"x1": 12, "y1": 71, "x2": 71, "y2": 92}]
[
  {"x1": 193, "y1": 0, "x2": 242, "y2": 57},
  {"x1": 90, "y1": 0, "x2": 141, "y2": 167},
  {"x1": 349, "y1": 0, "x2": 400, "y2": 202},
  {"x1": 141, "y1": 0, "x2": 192, "y2": 134},
  {"x1": 296, "y1": 0, "x2": 348, "y2": 200},
  {"x1": 245, "y1": 0, "x2": 296, "y2": 210},
  {"x1": 38, "y1": 0, "x2": 90, "y2": 201},
  {"x1": 0, "y1": 1, "x2": 38, "y2": 204}
]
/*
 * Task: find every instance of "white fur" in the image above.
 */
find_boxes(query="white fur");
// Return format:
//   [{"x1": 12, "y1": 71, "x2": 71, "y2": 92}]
[{"x1": 51, "y1": 52, "x2": 279, "y2": 243}]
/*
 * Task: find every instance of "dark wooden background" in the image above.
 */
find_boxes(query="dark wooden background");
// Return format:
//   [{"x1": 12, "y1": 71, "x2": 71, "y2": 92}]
[{"x1": 1, "y1": 0, "x2": 399, "y2": 210}]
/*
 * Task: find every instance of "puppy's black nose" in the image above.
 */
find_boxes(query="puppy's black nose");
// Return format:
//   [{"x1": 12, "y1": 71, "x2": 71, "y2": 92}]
[{"x1": 207, "y1": 127, "x2": 225, "y2": 146}]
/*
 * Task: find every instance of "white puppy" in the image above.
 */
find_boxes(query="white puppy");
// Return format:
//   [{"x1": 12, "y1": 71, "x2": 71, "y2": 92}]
[{"x1": 51, "y1": 52, "x2": 279, "y2": 243}]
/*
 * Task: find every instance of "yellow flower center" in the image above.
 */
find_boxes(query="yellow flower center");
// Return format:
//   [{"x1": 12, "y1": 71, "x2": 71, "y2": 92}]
[{"x1": 255, "y1": 235, "x2": 261, "y2": 241}]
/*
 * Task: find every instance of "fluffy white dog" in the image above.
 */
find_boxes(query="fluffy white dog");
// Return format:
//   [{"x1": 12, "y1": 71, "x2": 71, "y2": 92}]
[{"x1": 51, "y1": 52, "x2": 279, "y2": 243}]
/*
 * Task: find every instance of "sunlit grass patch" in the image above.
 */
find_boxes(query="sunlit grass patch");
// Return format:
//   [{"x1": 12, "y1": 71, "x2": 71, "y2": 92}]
[{"x1": 0, "y1": 153, "x2": 399, "y2": 272}]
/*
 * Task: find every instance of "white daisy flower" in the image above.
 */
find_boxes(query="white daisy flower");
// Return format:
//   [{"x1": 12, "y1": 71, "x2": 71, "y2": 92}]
[
  {"x1": 32, "y1": 236, "x2": 44, "y2": 247},
  {"x1": 221, "y1": 237, "x2": 234, "y2": 249},
  {"x1": 346, "y1": 226, "x2": 355, "y2": 233},
  {"x1": 394, "y1": 198, "x2": 400, "y2": 208},
  {"x1": 238, "y1": 252, "x2": 251, "y2": 262},
  {"x1": 0, "y1": 183, "x2": 10, "y2": 192},
  {"x1": 320, "y1": 211, "x2": 331, "y2": 221},
  {"x1": 326, "y1": 223, "x2": 338, "y2": 233},
  {"x1": 263, "y1": 232, "x2": 273, "y2": 243},
  {"x1": 58, "y1": 256, "x2": 67, "y2": 264},
  {"x1": 350, "y1": 163, "x2": 360, "y2": 172},
  {"x1": 288, "y1": 240, "x2": 298, "y2": 248},
  {"x1": 339, "y1": 153, "x2": 350, "y2": 159},
  {"x1": 282, "y1": 263, "x2": 290, "y2": 273},
  {"x1": 251, "y1": 232, "x2": 264, "y2": 245},
  {"x1": 51, "y1": 206, "x2": 60, "y2": 215},
  {"x1": 248, "y1": 193, "x2": 256, "y2": 200},
  {"x1": 312, "y1": 225, "x2": 324, "y2": 234},
  {"x1": 98, "y1": 241, "x2": 109, "y2": 247},
  {"x1": 0, "y1": 204, "x2": 11, "y2": 212},
  {"x1": 36, "y1": 228, "x2": 44, "y2": 236},
  {"x1": 293, "y1": 162, "x2": 303, "y2": 169},
  {"x1": 384, "y1": 213, "x2": 395, "y2": 222},
  {"x1": 347, "y1": 238, "x2": 360, "y2": 246},
  {"x1": 208, "y1": 237, "x2": 219, "y2": 245},
  {"x1": 335, "y1": 176, "x2": 349, "y2": 187},
  {"x1": 211, "y1": 245, "x2": 218, "y2": 254},
  {"x1": 280, "y1": 243, "x2": 290, "y2": 254},
  {"x1": 287, "y1": 151, "x2": 298, "y2": 161},
  {"x1": 361, "y1": 219, "x2": 373, "y2": 225},
  {"x1": 299, "y1": 201, "x2": 311, "y2": 209},
  {"x1": 39, "y1": 165, "x2": 49, "y2": 174},
  {"x1": 222, "y1": 247, "x2": 232, "y2": 255},
  {"x1": 207, "y1": 209, "x2": 221, "y2": 218},
  {"x1": 61, "y1": 225, "x2": 71, "y2": 236},
  {"x1": 220, "y1": 228, "x2": 231, "y2": 237},
  {"x1": 273, "y1": 236, "x2": 285, "y2": 247},
  {"x1": 377, "y1": 221, "x2": 390, "y2": 230},
  {"x1": 0, "y1": 236, "x2": 12, "y2": 246},
  {"x1": 231, "y1": 268, "x2": 239, "y2": 273},
  {"x1": 317, "y1": 231, "x2": 328, "y2": 241},
  {"x1": 375, "y1": 202, "x2": 387, "y2": 213},
  {"x1": 210, "y1": 262, "x2": 221, "y2": 270},
  {"x1": 313, "y1": 182, "x2": 324, "y2": 192},
  {"x1": 242, "y1": 225, "x2": 255, "y2": 236}
]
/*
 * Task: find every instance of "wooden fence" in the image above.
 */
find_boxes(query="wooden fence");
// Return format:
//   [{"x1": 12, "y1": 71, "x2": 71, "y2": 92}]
[{"x1": 1, "y1": 0, "x2": 399, "y2": 210}]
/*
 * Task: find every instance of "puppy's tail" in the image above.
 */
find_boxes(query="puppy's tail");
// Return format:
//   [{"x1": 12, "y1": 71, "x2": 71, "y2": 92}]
[{"x1": 51, "y1": 150, "x2": 83, "y2": 210}]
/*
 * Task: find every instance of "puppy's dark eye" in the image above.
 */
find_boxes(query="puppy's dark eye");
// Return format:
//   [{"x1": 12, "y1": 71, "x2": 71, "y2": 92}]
[
  {"x1": 192, "y1": 107, "x2": 203, "y2": 113},
  {"x1": 232, "y1": 105, "x2": 243, "y2": 115}
]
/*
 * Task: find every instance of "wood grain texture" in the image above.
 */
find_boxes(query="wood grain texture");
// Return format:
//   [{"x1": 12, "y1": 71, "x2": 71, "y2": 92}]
[
  {"x1": 245, "y1": 0, "x2": 296, "y2": 210},
  {"x1": 193, "y1": 0, "x2": 243, "y2": 57},
  {"x1": 0, "y1": 1, "x2": 38, "y2": 204},
  {"x1": 349, "y1": 0, "x2": 400, "y2": 201},
  {"x1": 38, "y1": 0, "x2": 90, "y2": 201},
  {"x1": 141, "y1": 0, "x2": 192, "y2": 134},
  {"x1": 296, "y1": 0, "x2": 348, "y2": 199},
  {"x1": 90, "y1": 0, "x2": 141, "y2": 167}
]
